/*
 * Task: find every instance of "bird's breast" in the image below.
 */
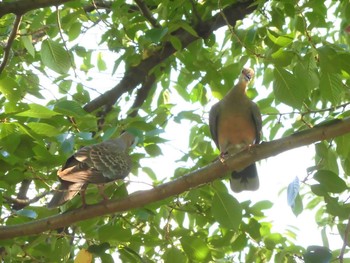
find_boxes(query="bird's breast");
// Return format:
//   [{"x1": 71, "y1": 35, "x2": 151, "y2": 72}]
[{"x1": 217, "y1": 113, "x2": 257, "y2": 154}]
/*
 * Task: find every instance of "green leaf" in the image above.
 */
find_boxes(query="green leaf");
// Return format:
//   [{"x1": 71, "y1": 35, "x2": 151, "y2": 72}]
[
  {"x1": 169, "y1": 36, "x2": 182, "y2": 50},
  {"x1": 144, "y1": 27, "x2": 168, "y2": 43},
  {"x1": 293, "y1": 55, "x2": 318, "y2": 93},
  {"x1": 270, "y1": 49, "x2": 295, "y2": 66},
  {"x1": 21, "y1": 35, "x2": 35, "y2": 57},
  {"x1": 97, "y1": 52, "x2": 107, "y2": 71},
  {"x1": 264, "y1": 233, "x2": 285, "y2": 250},
  {"x1": 313, "y1": 170, "x2": 347, "y2": 193},
  {"x1": 291, "y1": 193, "x2": 303, "y2": 217},
  {"x1": 88, "y1": 242, "x2": 111, "y2": 255},
  {"x1": 180, "y1": 236, "x2": 210, "y2": 261},
  {"x1": 232, "y1": 234, "x2": 248, "y2": 252},
  {"x1": 26, "y1": 122, "x2": 61, "y2": 137},
  {"x1": 178, "y1": 21, "x2": 198, "y2": 37},
  {"x1": 0, "y1": 123, "x2": 17, "y2": 139},
  {"x1": 249, "y1": 200, "x2": 273, "y2": 217},
  {"x1": 317, "y1": 45, "x2": 340, "y2": 73},
  {"x1": 267, "y1": 30, "x2": 294, "y2": 47},
  {"x1": 99, "y1": 253, "x2": 114, "y2": 263},
  {"x1": 68, "y1": 22, "x2": 82, "y2": 41},
  {"x1": 16, "y1": 103, "x2": 60, "y2": 118},
  {"x1": 211, "y1": 192, "x2": 242, "y2": 230},
  {"x1": 145, "y1": 144, "x2": 162, "y2": 156},
  {"x1": 54, "y1": 100, "x2": 87, "y2": 117},
  {"x1": 52, "y1": 238, "x2": 71, "y2": 261},
  {"x1": 287, "y1": 176, "x2": 300, "y2": 207},
  {"x1": 273, "y1": 67, "x2": 306, "y2": 108},
  {"x1": 15, "y1": 209, "x2": 37, "y2": 219},
  {"x1": 163, "y1": 247, "x2": 187, "y2": 263},
  {"x1": 98, "y1": 224, "x2": 131, "y2": 242},
  {"x1": 319, "y1": 72, "x2": 343, "y2": 104},
  {"x1": 41, "y1": 39, "x2": 71, "y2": 74},
  {"x1": 0, "y1": 75, "x2": 21, "y2": 102},
  {"x1": 142, "y1": 167, "x2": 157, "y2": 181},
  {"x1": 174, "y1": 110, "x2": 202, "y2": 123},
  {"x1": 304, "y1": 246, "x2": 332, "y2": 263}
]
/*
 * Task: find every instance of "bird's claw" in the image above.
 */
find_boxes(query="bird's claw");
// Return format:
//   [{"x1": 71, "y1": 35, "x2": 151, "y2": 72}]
[{"x1": 219, "y1": 152, "x2": 229, "y2": 163}]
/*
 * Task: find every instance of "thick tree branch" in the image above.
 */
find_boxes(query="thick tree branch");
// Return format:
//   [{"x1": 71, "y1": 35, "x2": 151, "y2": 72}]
[
  {"x1": 83, "y1": 0, "x2": 256, "y2": 113},
  {"x1": 0, "y1": 0, "x2": 74, "y2": 17},
  {"x1": 1, "y1": 117, "x2": 350, "y2": 240},
  {"x1": 128, "y1": 73, "x2": 156, "y2": 118}
]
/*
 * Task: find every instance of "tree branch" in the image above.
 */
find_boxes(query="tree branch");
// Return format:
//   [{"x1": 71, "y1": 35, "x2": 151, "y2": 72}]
[
  {"x1": 83, "y1": 0, "x2": 112, "y2": 13},
  {"x1": 83, "y1": 0, "x2": 256, "y2": 113},
  {"x1": 5, "y1": 191, "x2": 51, "y2": 210},
  {"x1": 1, "y1": 117, "x2": 350, "y2": 240},
  {"x1": 0, "y1": 15, "x2": 22, "y2": 75},
  {"x1": 128, "y1": 73, "x2": 156, "y2": 118},
  {"x1": 134, "y1": 0, "x2": 160, "y2": 28},
  {"x1": 11, "y1": 179, "x2": 31, "y2": 210},
  {"x1": 0, "y1": 0, "x2": 74, "y2": 17}
]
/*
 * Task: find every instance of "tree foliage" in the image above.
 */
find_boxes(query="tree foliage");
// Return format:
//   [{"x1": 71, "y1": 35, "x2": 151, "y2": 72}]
[{"x1": 1, "y1": 0, "x2": 350, "y2": 262}]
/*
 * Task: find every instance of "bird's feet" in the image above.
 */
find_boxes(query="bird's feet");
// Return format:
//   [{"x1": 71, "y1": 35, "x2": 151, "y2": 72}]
[{"x1": 219, "y1": 152, "x2": 229, "y2": 163}]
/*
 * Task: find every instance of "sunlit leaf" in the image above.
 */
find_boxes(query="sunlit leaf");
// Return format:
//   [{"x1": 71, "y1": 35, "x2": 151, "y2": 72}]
[
  {"x1": 26, "y1": 122, "x2": 61, "y2": 136},
  {"x1": 319, "y1": 72, "x2": 343, "y2": 104},
  {"x1": 41, "y1": 39, "x2": 71, "y2": 74},
  {"x1": 16, "y1": 103, "x2": 60, "y2": 118},
  {"x1": 74, "y1": 249, "x2": 93, "y2": 263},
  {"x1": 287, "y1": 176, "x2": 300, "y2": 207},
  {"x1": 21, "y1": 35, "x2": 35, "y2": 57},
  {"x1": 97, "y1": 52, "x2": 107, "y2": 71},
  {"x1": 313, "y1": 170, "x2": 347, "y2": 193},
  {"x1": 54, "y1": 100, "x2": 87, "y2": 117},
  {"x1": 180, "y1": 236, "x2": 210, "y2": 261},
  {"x1": 273, "y1": 67, "x2": 306, "y2": 108},
  {"x1": 15, "y1": 209, "x2": 37, "y2": 219},
  {"x1": 211, "y1": 192, "x2": 242, "y2": 230}
]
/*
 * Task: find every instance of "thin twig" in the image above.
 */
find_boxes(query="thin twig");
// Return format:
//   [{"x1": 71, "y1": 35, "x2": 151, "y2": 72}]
[
  {"x1": 297, "y1": 5, "x2": 317, "y2": 50},
  {"x1": 4, "y1": 191, "x2": 51, "y2": 208},
  {"x1": 134, "y1": 0, "x2": 160, "y2": 28},
  {"x1": 56, "y1": 6, "x2": 77, "y2": 77},
  {"x1": 0, "y1": 14, "x2": 22, "y2": 75},
  {"x1": 218, "y1": 0, "x2": 265, "y2": 59},
  {"x1": 339, "y1": 215, "x2": 350, "y2": 262},
  {"x1": 89, "y1": 0, "x2": 112, "y2": 27},
  {"x1": 265, "y1": 102, "x2": 350, "y2": 117}
]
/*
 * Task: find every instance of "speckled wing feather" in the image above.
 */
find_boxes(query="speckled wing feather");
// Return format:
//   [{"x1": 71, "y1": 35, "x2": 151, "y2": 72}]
[{"x1": 47, "y1": 132, "x2": 134, "y2": 208}]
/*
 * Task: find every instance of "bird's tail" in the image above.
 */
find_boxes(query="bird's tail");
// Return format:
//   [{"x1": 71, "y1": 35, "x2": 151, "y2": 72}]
[
  {"x1": 230, "y1": 163, "x2": 259, "y2": 193},
  {"x1": 47, "y1": 181, "x2": 85, "y2": 208}
]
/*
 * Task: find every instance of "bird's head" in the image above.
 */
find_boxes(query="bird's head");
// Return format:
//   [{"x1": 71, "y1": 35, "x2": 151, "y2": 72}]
[
  {"x1": 121, "y1": 127, "x2": 143, "y2": 148},
  {"x1": 240, "y1": 68, "x2": 255, "y2": 84}
]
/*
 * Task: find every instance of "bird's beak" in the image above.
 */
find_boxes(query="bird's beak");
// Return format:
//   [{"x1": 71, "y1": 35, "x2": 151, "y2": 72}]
[{"x1": 243, "y1": 71, "x2": 251, "y2": 82}]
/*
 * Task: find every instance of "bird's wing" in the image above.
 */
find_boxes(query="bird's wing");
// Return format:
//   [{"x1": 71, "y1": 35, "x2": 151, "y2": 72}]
[
  {"x1": 209, "y1": 102, "x2": 220, "y2": 149},
  {"x1": 250, "y1": 101, "x2": 262, "y2": 143}
]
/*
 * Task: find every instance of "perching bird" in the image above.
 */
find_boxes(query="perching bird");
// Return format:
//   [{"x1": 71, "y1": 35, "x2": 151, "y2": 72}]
[
  {"x1": 47, "y1": 131, "x2": 135, "y2": 208},
  {"x1": 209, "y1": 68, "x2": 262, "y2": 192}
]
